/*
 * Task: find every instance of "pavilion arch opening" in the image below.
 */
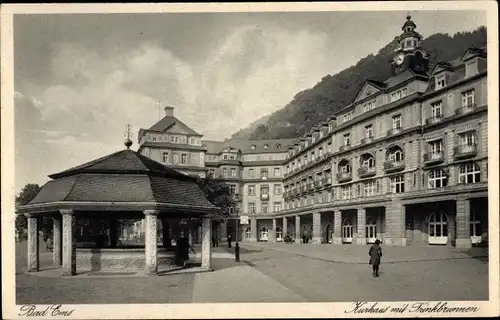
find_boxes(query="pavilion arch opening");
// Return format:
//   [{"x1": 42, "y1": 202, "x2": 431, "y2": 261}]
[
  {"x1": 428, "y1": 212, "x2": 448, "y2": 245},
  {"x1": 325, "y1": 224, "x2": 333, "y2": 243}
]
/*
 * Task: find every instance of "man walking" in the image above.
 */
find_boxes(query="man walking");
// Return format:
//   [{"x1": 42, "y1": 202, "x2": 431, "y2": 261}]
[
  {"x1": 369, "y1": 239, "x2": 383, "y2": 277},
  {"x1": 227, "y1": 234, "x2": 232, "y2": 248}
]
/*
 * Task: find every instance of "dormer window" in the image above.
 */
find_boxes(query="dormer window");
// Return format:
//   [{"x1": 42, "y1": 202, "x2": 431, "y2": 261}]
[
  {"x1": 263, "y1": 144, "x2": 268, "y2": 149},
  {"x1": 276, "y1": 144, "x2": 281, "y2": 148},
  {"x1": 436, "y1": 76, "x2": 446, "y2": 90},
  {"x1": 250, "y1": 145, "x2": 256, "y2": 150}
]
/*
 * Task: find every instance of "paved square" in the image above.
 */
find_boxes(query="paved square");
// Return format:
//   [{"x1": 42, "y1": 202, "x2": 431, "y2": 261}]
[{"x1": 15, "y1": 240, "x2": 488, "y2": 304}]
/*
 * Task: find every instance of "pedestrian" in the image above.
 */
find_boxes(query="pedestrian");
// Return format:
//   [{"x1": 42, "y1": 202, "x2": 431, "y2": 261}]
[
  {"x1": 227, "y1": 234, "x2": 232, "y2": 248},
  {"x1": 369, "y1": 239, "x2": 383, "y2": 277},
  {"x1": 176, "y1": 236, "x2": 196, "y2": 268}
]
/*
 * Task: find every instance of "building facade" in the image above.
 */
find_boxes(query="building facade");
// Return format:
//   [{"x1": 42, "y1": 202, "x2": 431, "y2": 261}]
[{"x1": 138, "y1": 16, "x2": 488, "y2": 248}]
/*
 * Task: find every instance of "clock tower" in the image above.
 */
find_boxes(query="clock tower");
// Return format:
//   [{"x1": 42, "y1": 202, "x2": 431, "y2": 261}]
[{"x1": 391, "y1": 15, "x2": 430, "y2": 76}]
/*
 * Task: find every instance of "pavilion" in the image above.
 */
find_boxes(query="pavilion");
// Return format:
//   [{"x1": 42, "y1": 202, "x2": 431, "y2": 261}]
[{"x1": 17, "y1": 139, "x2": 218, "y2": 276}]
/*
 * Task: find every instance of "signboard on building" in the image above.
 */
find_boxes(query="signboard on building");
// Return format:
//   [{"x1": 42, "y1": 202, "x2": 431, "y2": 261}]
[{"x1": 240, "y1": 215, "x2": 249, "y2": 224}]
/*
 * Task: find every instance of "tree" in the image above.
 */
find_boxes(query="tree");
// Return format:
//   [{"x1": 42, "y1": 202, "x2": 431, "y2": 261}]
[
  {"x1": 15, "y1": 184, "x2": 41, "y2": 240},
  {"x1": 196, "y1": 174, "x2": 236, "y2": 221},
  {"x1": 15, "y1": 183, "x2": 53, "y2": 240}
]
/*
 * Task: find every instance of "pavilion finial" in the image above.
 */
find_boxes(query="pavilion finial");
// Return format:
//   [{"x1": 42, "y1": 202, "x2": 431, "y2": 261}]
[{"x1": 124, "y1": 124, "x2": 133, "y2": 149}]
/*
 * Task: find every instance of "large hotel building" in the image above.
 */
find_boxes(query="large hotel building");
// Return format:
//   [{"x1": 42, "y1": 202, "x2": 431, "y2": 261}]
[{"x1": 137, "y1": 16, "x2": 488, "y2": 248}]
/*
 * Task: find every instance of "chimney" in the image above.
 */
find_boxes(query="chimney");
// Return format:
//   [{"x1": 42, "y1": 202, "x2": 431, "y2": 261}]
[{"x1": 164, "y1": 106, "x2": 174, "y2": 117}]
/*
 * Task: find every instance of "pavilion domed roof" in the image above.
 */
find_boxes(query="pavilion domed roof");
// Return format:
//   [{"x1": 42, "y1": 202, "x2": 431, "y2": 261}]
[
  {"x1": 19, "y1": 149, "x2": 216, "y2": 215},
  {"x1": 49, "y1": 149, "x2": 190, "y2": 180}
]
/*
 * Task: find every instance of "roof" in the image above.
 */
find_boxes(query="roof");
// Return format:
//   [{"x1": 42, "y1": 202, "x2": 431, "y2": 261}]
[
  {"x1": 202, "y1": 139, "x2": 296, "y2": 155},
  {"x1": 49, "y1": 149, "x2": 191, "y2": 180},
  {"x1": 19, "y1": 148, "x2": 216, "y2": 214},
  {"x1": 148, "y1": 116, "x2": 202, "y2": 136}
]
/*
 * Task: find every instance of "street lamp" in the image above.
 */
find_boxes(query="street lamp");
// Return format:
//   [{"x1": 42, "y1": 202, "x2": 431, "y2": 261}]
[{"x1": 235, "y1": 210, "x2": 240, "y2": 262}]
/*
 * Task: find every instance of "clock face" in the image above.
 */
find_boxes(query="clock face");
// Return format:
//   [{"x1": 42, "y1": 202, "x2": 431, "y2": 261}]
[{"x1": 395, "y1": 54, "x2": 404, "y2": 65}]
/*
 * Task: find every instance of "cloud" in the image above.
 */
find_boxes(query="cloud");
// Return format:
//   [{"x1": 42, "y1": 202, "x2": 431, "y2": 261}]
[{"x1": 15, "y1": 24, "x2": 335, "y2": 189}]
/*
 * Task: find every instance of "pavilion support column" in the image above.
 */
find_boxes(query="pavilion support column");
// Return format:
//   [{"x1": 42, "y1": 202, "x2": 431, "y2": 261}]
[
  {"x1": 61, "y1": 209, "x2": 76, "y2": 276},
  {"x1": 52, "y1": 215, "x2": 62, "y2": 266},
  {"x1": 26, "y1": 214, "x2": 39, "y2": 273},
  {"x1": 201, "y1": 216, "x2": 213, "y2": 270},
  {"x1": 144, "y1": 210, "x2": 159, "y2": 276}
]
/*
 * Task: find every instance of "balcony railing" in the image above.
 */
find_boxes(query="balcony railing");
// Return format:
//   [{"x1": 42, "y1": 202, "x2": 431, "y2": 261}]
[
  {"x1": 358, "y1": 166, "x2": 376, "y2": 178},
  {"x1": 339, "y1": 144, "x2": 351, "y2": 152},
  {"x1": 423, "y1": 151, "x2": 445, "y2": 165},
  {"x1": 322, "y1": 177, "x2": 332, "y2": 186},
  {"x1": 387, "y1": 127, "x2": 402, "y2": 136},
  {"x1": 425, "y1": 115, "x2": 443, "y2": 125},
  {"x1": 455, "y1": 103, "x2": 477, "y2": 116},
  {"x1": 383, "y1": 160, "x2": 405, "y2": 173},
  {"x1": 361, "y1": 136, "x2": 374, "y2": 145},
  {"x1": 453, "y1": 144, "x2": 477, "y2": 159},
  {"x1": 336, "y1": 172, "x2": 352, "y2": 183}
]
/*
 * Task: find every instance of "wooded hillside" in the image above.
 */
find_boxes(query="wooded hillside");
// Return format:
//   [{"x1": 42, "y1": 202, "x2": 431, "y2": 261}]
[{"x1": 229, "y1": 27, "x2": 487, "y2": 141}]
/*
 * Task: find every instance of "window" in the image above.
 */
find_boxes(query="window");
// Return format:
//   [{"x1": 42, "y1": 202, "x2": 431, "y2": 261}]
[
  {"x1": 230, "y1": 155, "x2": 235, "y2": 160},
  {"x1": 222, "y1": 168, "x2": 227, "y2": 177},
  {"x1": 311, "y1": 152, "x2": 315, "y2": 161},
  {"x1": 363, "y1": 101, "x2": 375, "y2": 112},
  {"x1": 436, "y1": 76, "x2": 446, "y2": 89},
  {"x1": 181, "y1": 154, "x2": 187, "y2": 164},
  {"x1": 174, "y1": 136, "x2": 179, "y2": 143},
  {"x1": 327, "y1": 142, "x2": 332, "y2": 153},
  {"x1": 364, "y1": 181, "x2": 376, "y2": 197},
  {"x1": 261, "y1": 202, "x2": 268, "y2": 214},
  {"x1": 390, "y1": 88, "x2": 407, "y2": 103},
  {"x1": 459, "y1": 163, "x2": 481, "y2": 184},
  {"x1": 428, "y1": 140, "x2": 443, "y2": 156},
  {"x1": 276, "y1": 144, "x2": 281, "y2": 149},
  {"x1": 230, "y1": 168, "x2": 236, "y2": 177},
  {"x1": 431, "y1": 101, "x2": 443, "y2": 118},
  {"x1": 274, "y1": 168, "x2": 280, "y2": 177},
  {"x1": 248, "y1": 185, "x2": 255, "y2": 196},
  {"x1": 461, "y1": 89, "x2": 475, "y2": 107},
  {"x1": 343, "y1": 112, "x2": 353, "y2": 122},
  {"x1": 460, "y1": 131, "x2": 476, "y2": 146},
  {"x1": 362, "y1": 155, "x2": 375, "y2": 168},
  {"x1": 339, "y1": 161, "x2": 351, "y2": 173},
  {"x1": 263, "y1": 144, "x2": 268, "y2": 149},
  {"x1": 304, "y1": 155, "x2": 308, "y2": 164},
  {"x1": 388, "y1": 148, "x2": 404, "y2": 162},
  {"x1": 223, "y1": 154, "x2": 228, "y2": 160},
  {"x1": 173, "y1": 153, "x2": 179, "y2": 164},
  {"x1": 248, "y1": 203, "x2": 255, "y2": 214},
  {"x1": 344, "y1": 133, "x2": 351, "y2": 146},
  {"x1": 260, "y1": 169, "x2": 268, "y2": 179},
  {"x1": 229, "y1": 184, "x2": 236, "y2": 195},
  {"x1": 428, "y1": 169, "x2": 448, "y2": 188},
  {"x1": 190, "y1": 138, "x2": 195, "y2": 145},
  {"x1": 273, "y1": 184, "x2": 282, "y2": 195},
  {"x1": 273, "y1": 202, "x2": 282, "y2": 212},
  {"x1": 249, "y1": 169, "x2": 255, "y2": 178},
  {"x1": 208, "y1": 169, "x2": 215, "y2": 177},
  {"x1": 261, "y1": 187, "x2": 269, "y2": 196},
  {"x1": 162, "y1": 152, "x2": 168, "y2": 163},
  {"x1": 365, "y1": 125, "x2": 373, "y2": 138},
  {"x1": 250, "y1": 145, "x2": 256, "y2": 150},
  {"x1": 392, "y1": 115, "x2": 402, "y2": 130},
  {"x1": 390, "y1": 175, "x2": 405, "y2": 193},
  {"x1": 245, "y1": 228, "x2": 252, "y2": 239},
  {"x1": 401, "y1": 88, "x2": 407, "y2": 98},
  {"x1": 341, "y1": 186, "x2": 352, "y2": 200}
]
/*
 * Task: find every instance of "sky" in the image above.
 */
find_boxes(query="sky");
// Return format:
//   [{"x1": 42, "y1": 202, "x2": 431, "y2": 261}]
[{"x1": 13, "y1": 10, "x2": 487, "y2": 191}]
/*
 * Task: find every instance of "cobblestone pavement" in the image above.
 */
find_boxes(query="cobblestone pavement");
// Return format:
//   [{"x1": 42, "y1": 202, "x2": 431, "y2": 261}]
[{"x1": 15, "y1": 241, "x2": 489, "y2": 304}]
